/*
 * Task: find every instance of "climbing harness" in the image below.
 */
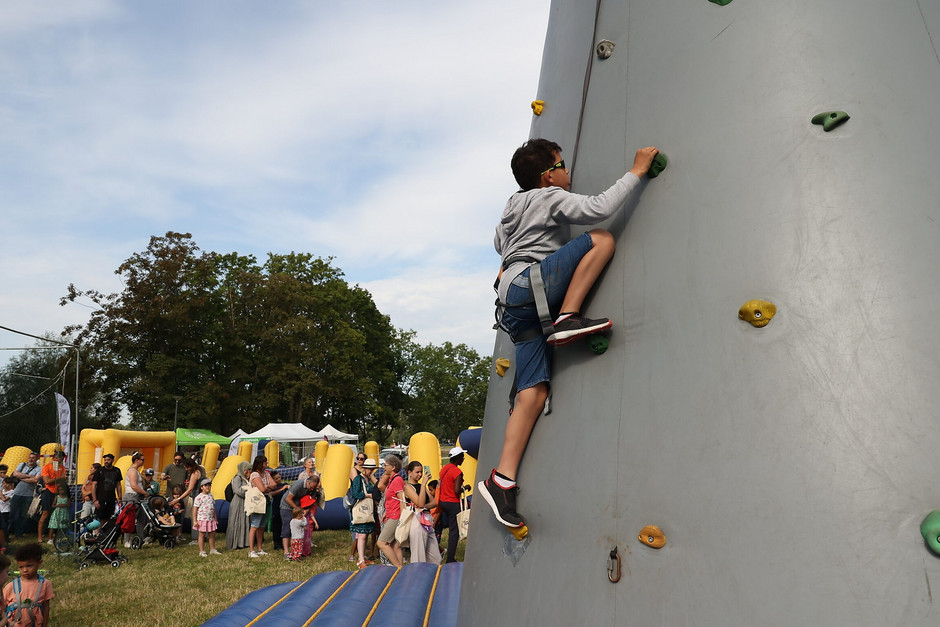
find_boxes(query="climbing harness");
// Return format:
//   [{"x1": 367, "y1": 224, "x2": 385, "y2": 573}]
[{"x1": 493, "y1": 258, "x2": 555, "y2": 344}]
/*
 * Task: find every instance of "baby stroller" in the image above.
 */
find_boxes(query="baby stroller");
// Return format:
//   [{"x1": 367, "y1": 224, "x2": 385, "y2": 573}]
[
  {"x1": 131, "y1": 494, "x2": 181, "y2": 549},
  {"x1": 75, "y1": 504, "x2": 129, "y2": 569}
]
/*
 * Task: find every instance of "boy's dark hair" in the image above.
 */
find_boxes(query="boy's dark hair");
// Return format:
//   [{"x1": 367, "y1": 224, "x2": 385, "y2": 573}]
[
  {"x1": 427, "y1": 479, "x2": 439, "y2": 490},
  {"x1": 15, "y1": 542, "x2": 43, "y2": 563},
  {"x1": 0, "y1": 464, "x2": 7, "y2": 472},
  {"x1": 511, "y1": 138, "x2": 562, "y2": 191}
]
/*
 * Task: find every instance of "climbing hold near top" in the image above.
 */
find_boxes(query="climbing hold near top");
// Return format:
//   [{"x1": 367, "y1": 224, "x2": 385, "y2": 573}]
[
  {"x1": 738, "y1": 300, "x2": 777, "y2": 328},
  {"x1": 510, "y1": 524, "x2": 529, "y2": 541},
  {"x1": 921, "y1": 511, "x2": 940, "y2": 555},
  {"x1": 596, "y1": 40, "x2": 615, "y2": 60},
  {"x1": 495, "y1": 358, "x2": 511, "y2": 377},
  {"x1": 639, "y1": 525, "x2": 666, "y2": 549},
  {"x1": 531, "y1": 100, "x2": 545, "y2": 116},
  {"x1": 709, "y1": 0, "x2": 733, "y2": 5},
  {"x1": 811, "y1": 111, "x2": 850, "y2": 132},
  {"x1": 647, "y1": 152, "x2": 668, "y2": 179}
]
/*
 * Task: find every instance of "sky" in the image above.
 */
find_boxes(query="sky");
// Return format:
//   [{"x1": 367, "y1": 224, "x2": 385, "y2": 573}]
[{"x1": 0, "y1": 1, "x2": 549, "y2": 363}]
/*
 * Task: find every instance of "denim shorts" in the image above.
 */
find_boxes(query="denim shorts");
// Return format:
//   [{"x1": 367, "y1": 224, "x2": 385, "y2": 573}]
[
  {"x1": 249, "y1": 512, "x2": 265, "y2": 528},
  {"x1": 500, "y1": 232, "x2": 594, "y2": 391}
]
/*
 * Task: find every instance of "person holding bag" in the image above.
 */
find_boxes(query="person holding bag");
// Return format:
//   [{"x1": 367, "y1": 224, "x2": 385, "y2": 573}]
[
  {"x1": 349, "y1": 458, "x2": 377, "y2": 569},
  {"x1": 246, "y1": 455, "x2": 273, "y2": 559},
  {"x1": 376, "y1": 455, "x2": 405, "y2": 567}
]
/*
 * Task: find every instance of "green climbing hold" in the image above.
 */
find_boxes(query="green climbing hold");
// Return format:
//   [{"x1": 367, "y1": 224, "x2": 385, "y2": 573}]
[
  {"x1": 811, "y1": 111, "x2": 850, "y2": 132},
  {"x1": 647, "y1": 153, "x2": 668, "y2": 179},
  {"x1": 708, "y1": 0, "x2": 733, "y2": 5},
  {"x1": 921, "y1": 511, "x2": 940, "y2": 555},
  {"x1": 589, "y1": 334, "x2": 609, "y2": 354}
]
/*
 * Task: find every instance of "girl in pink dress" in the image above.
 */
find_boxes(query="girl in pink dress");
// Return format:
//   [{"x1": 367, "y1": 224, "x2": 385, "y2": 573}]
[{"x1": 193, "y1": 479, "x2": 220, "y2": 557}]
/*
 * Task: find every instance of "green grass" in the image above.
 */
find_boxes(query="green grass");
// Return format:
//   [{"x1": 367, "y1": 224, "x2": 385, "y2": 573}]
[{"x1": 17, "y1": 529, "x2": 464, "y2": 626}]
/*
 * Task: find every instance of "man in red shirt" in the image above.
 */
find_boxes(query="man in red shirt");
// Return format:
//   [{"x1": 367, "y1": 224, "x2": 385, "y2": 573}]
[
  {"x1": 438, "y1": 447, "x2": 467, "y2": 563},
  {"x1": 38, "y1": 450, "x2": 66, "y2": 545}
]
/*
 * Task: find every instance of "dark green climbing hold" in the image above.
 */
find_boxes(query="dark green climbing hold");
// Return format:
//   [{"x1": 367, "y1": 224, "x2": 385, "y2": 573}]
[
  {"x1": 708, "y1": 0, "x2": 733, "y2": 5},
  {"x1": 647, "y1": 153, "x2": 668, "y2": 179},
  {"x1": 589, "y1": 334, "x2": 609, "y2": 354},
  {"x1": 921, "y1": 510, "x2": 940, "y2": 556},
  {"x1": 811, "y1": 111, "x2": 850, "y2": 132}
]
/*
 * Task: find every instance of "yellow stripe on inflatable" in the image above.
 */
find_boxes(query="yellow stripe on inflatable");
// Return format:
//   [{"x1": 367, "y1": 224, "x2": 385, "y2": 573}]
[
  {"x1": 245, "y1": 581, "x2": 305, "y2": 626},
  {"x1": 302, "y1": 570, "x2": 360, "y2": 626},
  {"x1": 423, "y1": 563, "x2": 445, "y2": 626},
  {"x1": 362, "y1": 566, "x2": 401, "y2": 626}
]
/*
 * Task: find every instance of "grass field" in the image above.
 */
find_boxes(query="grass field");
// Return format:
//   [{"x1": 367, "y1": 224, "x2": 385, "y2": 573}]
[{"x1": 11, "y1": 529, "x2": 464, "y2": 626}]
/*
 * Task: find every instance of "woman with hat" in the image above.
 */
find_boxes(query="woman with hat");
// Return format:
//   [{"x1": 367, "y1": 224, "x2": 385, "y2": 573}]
[{"x1": 349, "y1": 458, "x2": 378, "y2": 569}]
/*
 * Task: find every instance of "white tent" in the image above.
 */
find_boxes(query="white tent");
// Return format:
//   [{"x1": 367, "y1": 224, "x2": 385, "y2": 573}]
[
  {"x1": 243, "y1": 423, "x2": 324, "y2": 442},
  {"x1": 317, "y1": 423, "x2": 358, "y2": 443},
  {"x1": 241, "y1": 423, "x2": 325, "y2": 464}
]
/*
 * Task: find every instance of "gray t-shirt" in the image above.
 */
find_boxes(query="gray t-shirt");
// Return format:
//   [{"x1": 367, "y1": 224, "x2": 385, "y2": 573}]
[
  {"x1": 281, "y1": 478, "x2": 310, "y2": 510},
  {"x1": 13, "y1": 463, "x2": 41, "y2": 497}
]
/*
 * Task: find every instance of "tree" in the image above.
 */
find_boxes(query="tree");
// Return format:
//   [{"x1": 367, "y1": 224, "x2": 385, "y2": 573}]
[
  {"x1": 400, "y1": 341, "x2": 489, "y2": 442},
  {"x1": 61, "y1": 232, "x2": 409, "y2": 436}
]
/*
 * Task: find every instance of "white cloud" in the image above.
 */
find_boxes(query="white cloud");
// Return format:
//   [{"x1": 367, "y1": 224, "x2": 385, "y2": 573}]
[{"x1": 0, "y1": 1, "x2": 548, "y2": 366}]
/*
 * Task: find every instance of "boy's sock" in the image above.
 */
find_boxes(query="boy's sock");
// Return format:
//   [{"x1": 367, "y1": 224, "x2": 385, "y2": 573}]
[{"x1": 493, "y1": 471, "x2": 516, "y2": 489}]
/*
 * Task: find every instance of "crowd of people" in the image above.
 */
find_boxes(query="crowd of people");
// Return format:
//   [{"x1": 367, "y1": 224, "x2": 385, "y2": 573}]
[{"x1": 0, "y1": 446, "x2": 469, "y2": 622}]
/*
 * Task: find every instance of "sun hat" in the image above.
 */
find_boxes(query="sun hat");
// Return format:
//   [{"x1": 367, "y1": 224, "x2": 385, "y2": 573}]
[
  {"x1": 448, "y1": 446, "x2": 467, "y2": 458},
  {"x1": 300, "y1": 495, "x2": 316, "y2": 508},
  {"x1": 199, "y1": 478, "x2": 212, "y2": 487},
  {"x1": 362, "y1": 458, "x2": 377, "y2": 469}
]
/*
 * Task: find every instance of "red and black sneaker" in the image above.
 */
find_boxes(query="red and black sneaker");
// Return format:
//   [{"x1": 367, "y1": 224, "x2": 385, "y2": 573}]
[
  {"x1": 546, "y1": 314, "x2": 612, "y2": 346},
  {"x1": 478, "y1": 470, "x2": 524, "y2": 528}
]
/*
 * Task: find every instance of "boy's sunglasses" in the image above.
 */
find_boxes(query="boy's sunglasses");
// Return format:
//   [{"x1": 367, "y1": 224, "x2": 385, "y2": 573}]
[{"x1": 540, "y1": 159, "x2": 566, "y2": 176}]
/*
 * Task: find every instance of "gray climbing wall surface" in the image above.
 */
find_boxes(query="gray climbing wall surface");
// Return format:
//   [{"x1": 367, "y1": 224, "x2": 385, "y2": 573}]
[{"x1": 460, "y1": 1, "x2": 940, "y2": 625}]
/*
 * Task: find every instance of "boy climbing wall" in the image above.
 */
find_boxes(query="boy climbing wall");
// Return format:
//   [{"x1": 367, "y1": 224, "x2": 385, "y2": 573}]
[{"x1": 479, "y1": 139, "x2": 659, "y2": 528}]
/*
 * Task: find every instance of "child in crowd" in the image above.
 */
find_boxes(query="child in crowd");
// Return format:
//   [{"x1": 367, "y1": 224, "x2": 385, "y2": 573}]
[
  {"x1": 152, "y1": 497, "x2": 177, "y2": 531},
  {"x1": 3, "y1": 543, "x2": 53, "y2": 626},
  {"x1": 46, "y1": 481, "x2": 70, "y2": 543},
  {"x1": 426, "y1": 480, "x2": 444, "y2": 547},
  {"x1": 192, "y1": 479, "x2": 219, "y2": 557},
  {"x1": 0, "y1": 477, "x2": 14, "y2": 555},
  {"x1": 300, "y1": 482, "x2": 322, "y2": 557},
  {"x1": 287, "y1": 507, "x2": 306, "y2": 562},
  {"x1": 79, "y1": 491, "x2": 94, "y2": 522}
]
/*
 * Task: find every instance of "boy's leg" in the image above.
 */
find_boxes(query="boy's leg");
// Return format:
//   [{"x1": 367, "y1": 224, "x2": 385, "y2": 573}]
[
  {"x1": 547, "y1": 229, "x2": 615, "y2": 345},
  {"x1": 495, "y1": 383, "x2": 548, "y2": 481},
  {"x1": 558, "y1": 229, "x2": 614, "y2": 315}
]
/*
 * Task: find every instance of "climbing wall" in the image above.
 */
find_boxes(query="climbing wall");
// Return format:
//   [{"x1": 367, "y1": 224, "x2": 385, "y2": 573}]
[{"x1": 461, "y1": 1, "x2": 940, "y2": 625}]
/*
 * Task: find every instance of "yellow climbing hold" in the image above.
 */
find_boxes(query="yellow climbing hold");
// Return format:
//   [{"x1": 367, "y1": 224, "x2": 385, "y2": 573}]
[
  {"x1": 638, "y1": 525, "x2": 666, "y2": 549},
  {"x1": 495, "y1": 358, "x2": 511, "y2": 377},
  {"x1": 509, "y1": 524, "x2": 529, "y2": 541},
  {"x1": 738, "y1": 299, "x2": 776, "y2": 328},
  {"x1": 531, "y1": 100, "x2": 545, "y2": 116}
]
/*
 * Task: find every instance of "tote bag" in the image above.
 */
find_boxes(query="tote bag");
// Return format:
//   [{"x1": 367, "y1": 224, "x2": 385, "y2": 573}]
[
  {"x1": 244, "y1": 485, "x2": 266, "y2": 515},
  {"x1": 395, "y1": 504, "x2": 414, "y2": 546},
  {"x1": 352, "y1": 496, "x2": 374, "y2": 525},
  {"x1": 457, "y1": 493, "x2": 470, "y2": 541}
]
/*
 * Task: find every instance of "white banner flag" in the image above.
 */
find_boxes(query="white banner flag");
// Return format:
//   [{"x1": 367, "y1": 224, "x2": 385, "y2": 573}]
[{"x1": 55, "y1": 393, "x2": 71, "y2": 455}]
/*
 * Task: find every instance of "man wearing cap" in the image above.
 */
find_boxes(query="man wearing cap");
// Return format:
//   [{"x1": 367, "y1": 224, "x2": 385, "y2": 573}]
[
  {"x1": 91, "y1": 453, "x2": 123, "y2": 520},
  {"x1": 10, "y1": 451, "x2": 41, "y2": 538},
  {"x1": 38, "y1": 450, "x2": 68, "y2": 544},
  {"x1": 438, "y1": 447, "x2": 467, "y2": 563}
]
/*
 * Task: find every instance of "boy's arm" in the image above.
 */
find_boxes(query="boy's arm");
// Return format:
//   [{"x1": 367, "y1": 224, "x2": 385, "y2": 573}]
[{"x1": 552, "y1": 146, "x2": 659, "y2": 225}]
